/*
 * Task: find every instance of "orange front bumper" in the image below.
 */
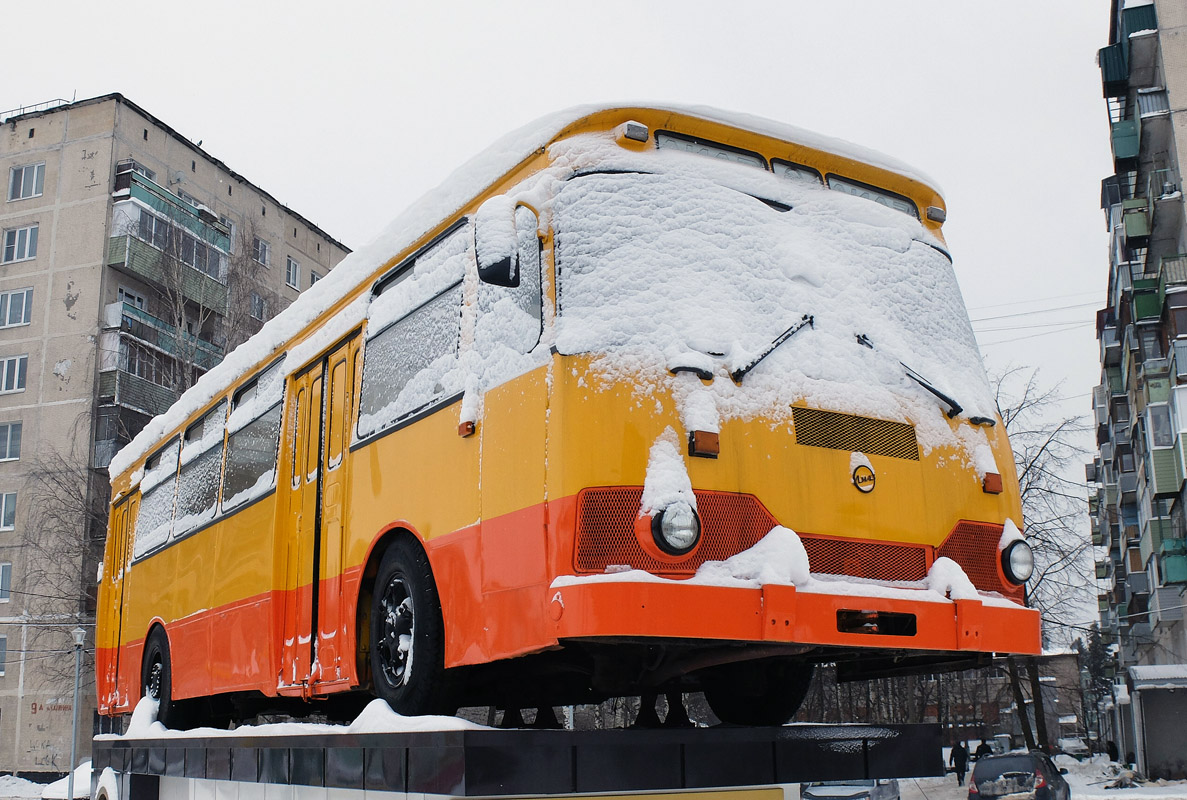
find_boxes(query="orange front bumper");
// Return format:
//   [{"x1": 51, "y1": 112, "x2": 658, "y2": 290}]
[{"x1": 549, "y1": 580, "x2": 1040, "y2": 655}]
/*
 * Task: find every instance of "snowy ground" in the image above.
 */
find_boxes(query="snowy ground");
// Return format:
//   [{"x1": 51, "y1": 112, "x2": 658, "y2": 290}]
[
  {"x1": 0, "y1": 774, "x2": 46, "y2": 799},
  {"x1": 856, "y1": 756, "x2": 1187, "y2": 800}
]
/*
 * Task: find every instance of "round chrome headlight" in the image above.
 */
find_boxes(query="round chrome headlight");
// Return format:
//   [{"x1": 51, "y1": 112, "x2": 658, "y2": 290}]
[
  {"x1": 652, "y1": 502, "x2": 701, "y2": 556},
  {"x1": 1002, "y1": 540, "x2": 1034, "y2": 585}
]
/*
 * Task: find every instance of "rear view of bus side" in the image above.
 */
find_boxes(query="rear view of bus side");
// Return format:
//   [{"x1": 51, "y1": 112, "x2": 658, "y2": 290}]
[{"x1": 95, "y1": 106, "x2": 1040, "y2": 728}]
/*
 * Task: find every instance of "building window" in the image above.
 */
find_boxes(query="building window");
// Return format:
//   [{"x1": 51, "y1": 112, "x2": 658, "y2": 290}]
[
  {"x1": 137, "y1": 209, "x2": 170, "y2": 251},
  {"x1": 0, "y1": 422, "x2": 21, "y2": 461},
  {"x1": 120, "y1": 342, "x2": 164, "y2": 385},
  {"x1": 286, "y1": 257, "x2": 300, "y2": 289},
  {"x1": 0, "y1": 634, "x2": 6, "y2": 676},
  {"x1": 0, "y1": 289, "x2": 32, "y2": 329},
  {"x1": 178, "y1": 190, "x2": 201, "y2": 209},
  {"x1": 0, "y1": 356, "x2": 27, "y2": 394},
  {"x1": 310, "y1": 271, "x2": 322, "y2": 285},
  {"x1": 0, "y1": 494, "x2": 12, "y2": 530},
  {"x1": 250, "y1": 292, "x2": 267, "y2": 321},
  {"x1": 8, "y1": 163, "x2": 45, "y2": 201},
  {"x1": 0, "y1": 563, "x2": 9, "y2": 600},
  {"x1": 2, "y1": 224, "x2": 38, "y2": 263},
  {"x1": 118, "y1": 286, "x2": 146, "y2": 311},
  {"x1": 253, "y1": 237, "x2": 270, "y2": 267}
]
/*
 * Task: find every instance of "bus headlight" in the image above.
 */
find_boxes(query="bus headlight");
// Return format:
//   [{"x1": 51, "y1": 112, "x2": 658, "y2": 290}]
[
  {"x1": 652, "y1": 503, "x2": 701, "y2": 556},
  {"x1": 1001, "y1": 540, "x2": 1034, "y2": 585}
]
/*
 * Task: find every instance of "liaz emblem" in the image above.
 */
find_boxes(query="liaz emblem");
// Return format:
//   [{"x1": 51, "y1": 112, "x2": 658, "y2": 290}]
[{"x1": 852, "y1": 465, "x2": 876, "y2": 493}]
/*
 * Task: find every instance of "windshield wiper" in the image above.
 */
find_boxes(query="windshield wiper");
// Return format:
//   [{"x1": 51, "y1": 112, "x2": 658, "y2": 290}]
[
  {"x1": 856, "y1": 333, "x2": 992, "y2": 425},
  {"x1": 731, "y1": 314, "x2": 813, "y2": 383}
]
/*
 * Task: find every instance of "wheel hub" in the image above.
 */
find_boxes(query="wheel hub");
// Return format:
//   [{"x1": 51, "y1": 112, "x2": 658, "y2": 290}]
[{"x1": 378, "y1": 578, "x2": 415, "y2": 688}]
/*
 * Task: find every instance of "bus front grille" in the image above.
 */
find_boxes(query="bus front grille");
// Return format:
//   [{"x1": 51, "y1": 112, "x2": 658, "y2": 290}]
[
  {"x1": 937, "y1": 520, "x2": 1024, "y2": 600},
  {"x1": 574, "y1": 488, "x2": 776, "y2": 575},
  {"x1": 798, "y1": 536, "x2": 928, "y2": 582},
  {"x1": 792, "y1": 407, "x2": 919, "y2": 461}
]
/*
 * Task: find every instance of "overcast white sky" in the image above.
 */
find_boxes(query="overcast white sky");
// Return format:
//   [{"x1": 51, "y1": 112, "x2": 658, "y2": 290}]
[{"x1": 6, "y1": 0, "x2": 1110, "y2": 427}]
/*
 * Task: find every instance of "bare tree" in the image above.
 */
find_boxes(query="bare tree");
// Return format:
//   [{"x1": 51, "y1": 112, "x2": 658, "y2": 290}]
[
  {"x1": 16, "y1": 415, "x2": 108, "y2": 692},
  {"x1": 993, "y1": 367, "x2": 1095, "y2": 645}
]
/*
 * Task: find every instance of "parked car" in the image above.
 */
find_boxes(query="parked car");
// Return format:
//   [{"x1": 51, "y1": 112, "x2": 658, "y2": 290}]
[
  {"x1": 969, "y1": 752, "x2": 1070, "y2": 800},
  {"x1": 800, "y1": 779, "x2": 900, "y2": 800}
]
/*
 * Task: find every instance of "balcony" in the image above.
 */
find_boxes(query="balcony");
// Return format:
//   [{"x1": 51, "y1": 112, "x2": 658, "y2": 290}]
[
  {"x1": 1160, "y1": 537, "x2": 1187, "y2": 586},
  {"x1": 1132, "y1": 289, "x2": 1161, "y2": 321},
  {"x1": 1101, "y1": 325, "x2": 1122, "y2": 367},
  {"x1": 1126, "y1": 568, "x2": 1150, "y2": 595},
  {"x1": 1112, "y1": 117, "x2": 1141, "y2": 170},
  {"x1": 1100, "y1": 42, "x2": 1129, "y2": 97},
  {"x1": 1150, "y1": 586, "x2": 1184, "y2": 626},
  {"x1": 107, "y1": 235, "x2": 228, "y2": 314},
  {"x1": 1123, "y1": 197, "x2": 1152, "y2": 246},
  {"x1": 104, "y1": 301, "x2": 223, "y2": 372},
  {"x1": 96, "y1": 368, "x2": 179, "y2": 417},
  {"x1": 1120, "y1": 471, "x2": 1138, "y2": 502}
]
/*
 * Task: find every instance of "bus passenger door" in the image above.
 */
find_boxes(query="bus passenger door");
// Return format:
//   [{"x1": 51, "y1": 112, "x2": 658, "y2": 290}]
[
  {"x1": 279, "y1": 335, "x2": 358, "y2": 693},
  {"x1": 312, "y1": 336, "x2": 359, "y2": 688},
  {"x1": 98, "y1": 495, "x2": 136, "y2": 712},
  {"x1": 280, "y1": 364, "x2": 323, "y2": 691}
]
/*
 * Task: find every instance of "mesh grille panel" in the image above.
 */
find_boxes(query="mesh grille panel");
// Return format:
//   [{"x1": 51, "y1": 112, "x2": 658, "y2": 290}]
[
  {"x1": 573, "y1": 488, "x2": 777, "y2": 575},
  {"x1": 937, "y1": 520, "x2": 1024, "y2": 600},
  {"x1": 793, "y1": 407, "x2": 919, "y2": 461},
  {"x1": 799, "y1": 535, "x2": 929, "y2": 581}
]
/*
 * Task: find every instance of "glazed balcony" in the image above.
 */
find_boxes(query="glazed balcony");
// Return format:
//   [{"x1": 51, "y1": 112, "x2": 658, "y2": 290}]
[{"x1": 103, "y1": 301, "x2": 223, "y2": 372}]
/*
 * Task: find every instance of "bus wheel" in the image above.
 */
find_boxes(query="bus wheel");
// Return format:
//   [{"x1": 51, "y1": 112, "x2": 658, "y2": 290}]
[
  {"x1": 704, "y1": 660, "x2": 814, "y2": 725},
  {"x1": 369, "y1": 538, "x2": 452, "y2": 715},
  {"x1": 142, "y1": 629, "x2": 185, "y2": 729}
]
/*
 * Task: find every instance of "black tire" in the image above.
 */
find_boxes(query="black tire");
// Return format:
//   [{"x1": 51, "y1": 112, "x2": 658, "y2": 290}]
[
  {"x1": 369, "y1": 537, "x2": 454, "y2": 715},
  {"x1": 704, "y1": 660, "x2": 815, "y2": 725},
  {"x1": 142, "y1": 628, "x2": 186, "y2": 729}
]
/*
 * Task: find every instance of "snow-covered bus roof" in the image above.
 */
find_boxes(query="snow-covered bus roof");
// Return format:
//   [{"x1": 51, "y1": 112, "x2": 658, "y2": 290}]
[{"x1": 107, "y1": 103, "x2": 945, "y2": 483}]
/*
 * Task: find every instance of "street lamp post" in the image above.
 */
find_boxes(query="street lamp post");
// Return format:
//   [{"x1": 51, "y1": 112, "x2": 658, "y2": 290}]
[{"x1": 67, "y1": 626, "x2": 85, "y2": 800}]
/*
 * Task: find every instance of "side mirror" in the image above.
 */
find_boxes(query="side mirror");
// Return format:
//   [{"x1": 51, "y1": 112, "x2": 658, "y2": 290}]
[
  {"x1": 1059, "y1": 768, "x2": 1069, "y2": 775},
  {"x1": 475, "y1": 195, "x2": 519, "y2": 287}
]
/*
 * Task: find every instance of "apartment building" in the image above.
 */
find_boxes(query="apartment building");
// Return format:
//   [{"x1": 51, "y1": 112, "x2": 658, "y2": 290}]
[
  {"x1": 0, "y1": 94, "x2": 349, "y2": 775},
  {"x1": 1088, "y1": 0, "x2": 1187, "y2": 779}
]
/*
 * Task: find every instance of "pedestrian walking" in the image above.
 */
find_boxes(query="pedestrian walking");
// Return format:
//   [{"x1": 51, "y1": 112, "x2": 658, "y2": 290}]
[{"x1": 950, "y1": 741, "x2": 969, "y2": 786}]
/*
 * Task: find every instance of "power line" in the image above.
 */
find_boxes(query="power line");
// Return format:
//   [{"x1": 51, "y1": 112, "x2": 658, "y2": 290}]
[
  {"x1": 977, "y1": 323, "x2": 1093, "y2": 346},
  {"x1": 973, "y1": 318, "x2": 1095, "y2": 333},
  {"x1": 970, "y1": 302, "x2": 1100, "y2": 323},
  {"x1": 968, "y1": 291, "x2": 1102, "y2": 313}
]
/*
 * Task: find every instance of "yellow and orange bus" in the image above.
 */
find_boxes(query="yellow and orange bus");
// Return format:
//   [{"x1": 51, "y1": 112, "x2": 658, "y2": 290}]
[{"x1": 96, "y1": 105, "x2": 1039, "y2": 727}]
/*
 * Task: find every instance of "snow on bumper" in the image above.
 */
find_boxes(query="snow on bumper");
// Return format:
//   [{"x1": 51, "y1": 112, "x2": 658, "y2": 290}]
[{"x1": 547, "y1": 577, "x2": 1040, "y2": 655}]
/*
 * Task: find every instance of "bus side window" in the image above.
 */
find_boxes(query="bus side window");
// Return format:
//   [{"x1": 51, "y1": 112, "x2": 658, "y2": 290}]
[
  {"x1": 290, "y1": 387, "x2": 304, "y2": 489},
  {"x1": 326, "y1": 358, "x2": 348, "y2": 470},
  {"x1": 222, "y1": 358, "x2": 287, "y2": 511},
  {"x1": 174, "y1": 401, "x2": 228, "y2": 537},
  {"x1": 134, "y1": 439, "x2": 181, "y2": 559},
  {"x1": 475, "y1": 206, "x2": 542, "y2": 356},
  {"x1": 357, "y1": 285, "x2": 463, "y2": 437}
]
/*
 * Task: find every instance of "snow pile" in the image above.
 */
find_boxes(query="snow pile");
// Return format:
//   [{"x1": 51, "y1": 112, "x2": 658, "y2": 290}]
[
  {"x1": 640, "y1": 428, "x2": 697, "y2": 516},
  {"x1": 109, "y1": 102, "x2": 947, "y2": 481},
  {"x1": 0, "y1": 775, "x2": 45, "y2": 799},
  {"x1": 695, "y1": 525, "x2": 810, "y2": 586},
  {"x1": 347, "y1": 699, "x2": 489, "y2": 732},
  {"x1": 925, "y1": 557, "x2": 980, "y2": 601},
  {"x1": 999, "y1": 518, "x2": 1025, "y2": 551},
  {"x1": 39, "y1": 762, "x2": 89, "y2": 799},
  {"x1": 105, "y1": 696, "x2": 490, "y2": 741}
]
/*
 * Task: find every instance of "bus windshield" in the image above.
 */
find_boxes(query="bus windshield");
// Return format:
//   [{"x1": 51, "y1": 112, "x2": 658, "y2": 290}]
[{"x1": 552, "y1": 170, "x2": 993, "y2": 425}]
